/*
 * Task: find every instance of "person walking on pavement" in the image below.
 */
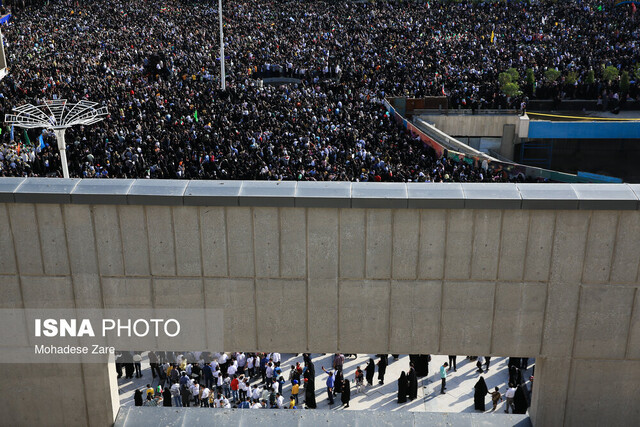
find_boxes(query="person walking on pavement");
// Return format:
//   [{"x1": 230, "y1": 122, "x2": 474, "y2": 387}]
[
  {"x1": 440, "y1": 363, "x2": 448, "y2": 394},
  {"x1": 504, "y1": 383, "x2": 517, "y2": 413},
  {"x1": 448, "y1": 355, "x2": 457, "y2": 372}
]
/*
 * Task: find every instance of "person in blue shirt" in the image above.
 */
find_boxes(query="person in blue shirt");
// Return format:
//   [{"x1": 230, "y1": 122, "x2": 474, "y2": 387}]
[
  {"x1": 321, "y1": 366, "x2": 335, "y2": 405},
  {"x1": 440, "y1": 363, "x2": 449, "y2": 394}
]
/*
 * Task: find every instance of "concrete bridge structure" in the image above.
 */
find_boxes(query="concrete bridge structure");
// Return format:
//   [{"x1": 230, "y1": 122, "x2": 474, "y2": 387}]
[{"x1": 1, "y1": 178, "x2": 639, "y2": 426}]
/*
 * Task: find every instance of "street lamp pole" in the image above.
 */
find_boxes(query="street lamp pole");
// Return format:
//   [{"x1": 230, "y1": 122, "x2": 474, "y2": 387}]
[
  {"x1": 219, "y1": 0, "x2": 226, "y2": 90},
  {"x1": 53, "y1": 129, "x2": 69, "y2": 179}
]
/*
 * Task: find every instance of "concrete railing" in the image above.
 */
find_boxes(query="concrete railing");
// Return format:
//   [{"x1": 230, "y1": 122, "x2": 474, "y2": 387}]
[{"x1": 0, "y1": 178, "x2": 639, "y2": 210}]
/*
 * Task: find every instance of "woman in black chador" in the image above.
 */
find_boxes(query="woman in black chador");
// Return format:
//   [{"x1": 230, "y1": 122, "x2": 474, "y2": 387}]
[
  {"x1": 162, "y1": 387, "x2": 172, "y2": 406},
  {"x1": 133, "y1": 389, "x2": 143, "y2": 406},
  {"x1": 377, "y1": 354, "x2": 388, "y2": 384},
  {"x1": 473, "y1": 376, "x2": 489, "y2": 411},
  {"x1": 341, "y1": 379, "x2": 351, "y2": 408},
  {"x1": 365, "y1": 358, "x2": 375, "y2": 386},
  {"x1": 513, "y1": 385, "x2": 529, "y2": 414},
  {"x1": 304, "y1": 357, "x2": 317, "y2": 409},
  {"x1": 334, "y1": 368, "x2": 344, "y2": 396},
  {"x1": 407, "y1": 366, "x2": 418, "y2": 400},
  {"x1": 397, "y1": 371, "x2": 408, "y2": 404}
]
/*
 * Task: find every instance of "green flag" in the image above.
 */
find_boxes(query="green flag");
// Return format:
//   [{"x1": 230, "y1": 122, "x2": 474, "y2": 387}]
[
  {"x1": 23, "y1": 130, "x2": 31, "y2": 146},
  {"x1": 194, "y1": 110, "x2": 198, "y2": 122}
]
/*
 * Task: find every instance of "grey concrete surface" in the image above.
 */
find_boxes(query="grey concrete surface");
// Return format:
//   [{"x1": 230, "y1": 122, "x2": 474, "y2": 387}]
[{"x1": 1, "y1": 179, "x2": 639, "y2": 427}]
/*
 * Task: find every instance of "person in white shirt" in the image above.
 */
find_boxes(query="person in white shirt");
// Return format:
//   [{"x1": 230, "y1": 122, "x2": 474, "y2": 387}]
[
  {"x1": 251, "y1": 401, "x2": 262, "y2": 409},
  {"x1": 227, "y1": 362, "x2": 238, "y2": 377},
  {"x1": 200, "y1": 387, "x2": 210, "y2": 407},
  {"x1": 266, "y1": 362, "x2": 274, "y2": 388},
  {"x1": 251, "y1": 385, "x2": 261, "y2": 401},
  {"x1": 272, "y1": 353, "x2": 281, "y2": 364},
  {"x1": 237, "y1": 352, "x2": 246, "y2": 375},
  {"x1": 212, "y1": 394, "x2": 222, "y2": 408},
  {"x1": 247, "y1": 355, "x2": 255, "y2": 378},
  {"x1": 190, "y1": 381, "x2": 200, "y2": 406},
  {"x1": 504, "y1": 384, "x2": 517, "y2": 413},
  {"x1": 276, "y1": 393, "x2": 284, "y2": 409}
]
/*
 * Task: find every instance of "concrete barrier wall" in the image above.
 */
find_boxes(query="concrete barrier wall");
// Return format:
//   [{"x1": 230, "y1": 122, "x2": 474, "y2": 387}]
[
  {"x1": 417, "y1": 112, "x2": 522, "y2": 138},
  {"x1": 1, "y1": 179, "x2": 640, "y2": 426}
]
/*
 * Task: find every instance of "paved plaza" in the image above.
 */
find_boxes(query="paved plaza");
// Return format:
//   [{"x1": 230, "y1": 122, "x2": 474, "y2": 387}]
[{"x1": 119, "y1": 353, "x2": 534, "y2": 415}]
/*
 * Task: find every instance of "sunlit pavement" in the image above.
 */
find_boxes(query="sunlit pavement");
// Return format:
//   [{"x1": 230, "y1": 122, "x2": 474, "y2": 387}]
[{"x1": 119, "y1": 353, "x2": 534, "y2": 415}]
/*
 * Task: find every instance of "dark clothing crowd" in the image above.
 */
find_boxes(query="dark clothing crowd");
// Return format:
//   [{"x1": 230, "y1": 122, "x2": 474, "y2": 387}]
[{"x1": 0, "y1": 0, "x2": 637, "y2": 180}]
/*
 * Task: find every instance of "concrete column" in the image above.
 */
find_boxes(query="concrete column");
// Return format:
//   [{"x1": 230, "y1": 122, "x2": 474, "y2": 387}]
[
  {"x1": 500, "y1": 123, "x2": 516, "y2": 160},
  {"x1": 529, "y1": 357, "x2": 571, "y2": 426}
]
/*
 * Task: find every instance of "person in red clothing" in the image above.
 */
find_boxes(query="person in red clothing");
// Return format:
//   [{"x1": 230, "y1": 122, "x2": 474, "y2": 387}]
[{"x1": 230, "y1": 375, "x2": 240, "y2": 403}]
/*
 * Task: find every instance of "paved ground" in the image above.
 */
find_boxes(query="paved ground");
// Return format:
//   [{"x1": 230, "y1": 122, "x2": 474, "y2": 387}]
[{"x1": 118, "y1": 353, "x2": 534, "y2": 415}]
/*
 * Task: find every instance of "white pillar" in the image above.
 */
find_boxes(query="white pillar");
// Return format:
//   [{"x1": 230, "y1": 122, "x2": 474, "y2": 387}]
[
  {"x1": 219, "y1": 0, "x2": 226, "y2": 91},
  {"x1": 54, "y1": 128, "x2": 69, "y2": 179}
]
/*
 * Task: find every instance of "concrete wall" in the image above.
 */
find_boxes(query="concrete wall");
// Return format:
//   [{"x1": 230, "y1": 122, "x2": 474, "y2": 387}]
[
  {"x1": 418, "y1": 112, "x2": 522, "y2": 138},
  {"x1": 1, "y1": 179, "x2": 640, "y2": 426}
]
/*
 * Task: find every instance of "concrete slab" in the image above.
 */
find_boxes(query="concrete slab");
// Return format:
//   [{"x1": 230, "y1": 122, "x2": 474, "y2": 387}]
[
  {"x1": 339, "y1": 209, "x2": 366, "y2": 279},
  {"x1": 172, "y1": 206, "x2": 202, "y2": 276},
  {"x1": 498, "y1": 210, "x2": 529, "y2": 282},
  {"x1": 8, "y1": 203, "x2": 44, "y2": 275},
  {"x1": 127, "y1": 180, "x2": 187, "y2": 206},
  {"x1": 20, "y1": 276, "x2": 75, "y2": 308},
  {"x1": 470, "y1": 210, "x2": 501, "y2": 281},
  {"x1": 63, "y1": 204, "x2": 99, "y2": 275},
  {"x1": 351, "y1": 182, "x2": 408, "y2": 209},
  {"x1": 204, "y1": 278, "x2": 256, "y2": 351},
  {"x1": 71, "y1": 179, "x2": 134, "y2": 205},
  {"x1": 279, "y1": 208, "x2": 306, "y2": 279},
  {"x1": 253, "y1": 208, "x2": 280, "y2": 278},
  {"x1": 295, "y1": 182, "x2": 351, "y2": 208},
  {"x1": 118, "y1": 205, "x2": 151, "y2": 276},
  {"x1": 389, "y1": 280, "x2": 441, "y2": 353},
  {"x1": 574, "y1": 286, "x2": 635, "y2": 359},
  {"x1": 153, "y1": 278, "x2": 204, "y2": 309},
  {"x1": 146, "y1": 206, "x2": 176, "y2": 276},
  {"x1": 101, "y1": 278, "x2": 152, "y2": 308},
  {"x1": 582, "y1": 211, "x2": 618, "y2": 284},
  {"x1": 572, "y1": 184, "x2": 638, "y2": 210},
  {"x1": 610, "y1": 211, "x2": 640, "y2": 284},
  {"x1": 417, "y1": 210, "x2": 446, "y2": 280},
  {"x1": 226, "y1": 207, "x2": 255, "y2": 278},
  {"x1": 183, "y1": 180, "x2": 241, "y2": 206},
  {"x1": 308, "y1": 278, "x2": 338, "y2": 352},
  {"x1": 406, "y1": 183, "x2": 465, "y2": 209},
  {"x1": 239, "y1": 181, "x2": 296, "y2": 207},
  {"x1": 541, "y1": 283, "x2": 580, "y2": 357},
  {"x1": 0, "y1": 177, "x2": 25, "y2": 202},
  {"x1": 530, "y1": 357, "x2": 571, "y2": 427},
  {"x1": 13, "y1": 177, "x2": 79, "y2": 204},
  {"x1": 92, "y1": 205, "x2": 125, "y2": 276},
  {"x1": 492, "y1": 282, "x2": 546, "y2": 356},
  {"x1": 565, "y1": 359, "x2": 640, "y2": 426},
  {"x1": 461, "y1": 183, "x2": 521, "y2": 210},
  {"x1": 549, "y1": 211, "x2": 589, "y2": 284},
  {"x1": 440, "y1": 281, "x2": 495, "y2": 355},
  {"x1": 0, "y1": 206, "x2": 17, "y2": 275},
  {"x1": 366, "y1": 209, "x2": 393, "y2": 279},
  {"x1": 523, "y1": 211, "x2": 555, "y2": 282},
  {"x1": 627, "y1": 289, "x2": 640, "y2": 359},
  {"x1": 35, "y1": 204, "x2": 70, "y2": 276},
  {"x1": 0, "y1": 275, "x2": 22, "y2": 308},
  {"x1": 517, "y1": 183, "x2": 578, "y2": 210},
  {"x1": 308, "y1": 209, "x2": 338, "y2": 279},
  {"x1": 339, "y1": 280, "x2": 390, "y2": 353},
  {"x1": 392, "y1": 210, "x2": 419, "y2": 279},
  {"x1": 200, "y1": 207, "x2": 228, "y2": 277},
  {"x1": 71, "y1": 273, "x2": 103, "y2": 308},
  {"x1": 444, "y1": 210, "x2": 473, "y2": 280},
  {"x1": 255, "y1": 279, "x2": 306, "y2": 351}
]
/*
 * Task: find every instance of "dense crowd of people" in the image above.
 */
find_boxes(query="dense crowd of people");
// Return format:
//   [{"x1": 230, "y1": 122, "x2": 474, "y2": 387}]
[
  {"x1": 0, "y1": 0, "x2": 637, "y2": 180},
  {"x1": 122, "y1": 351, "x2": 533, "y2": 412}
]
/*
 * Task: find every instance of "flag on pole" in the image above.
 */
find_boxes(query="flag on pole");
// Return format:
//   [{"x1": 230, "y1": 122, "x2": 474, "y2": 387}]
[
  {"x1": 10, "y1": 125, "x2": 14, "y2": 142},
  {"x1": 441, "y1": 85, "x2": 446, "y2": 96},
  {"x1": 194, "y1": 110, "x2": 198, "y2": 122},
  {"x1": 632, "y1": 2, "x2": 637, "y2": 14},
  {"x1": 490, "y1": 30, "x2": 495, "y2": 44},
  {"x1": 37, "y1": 134, "x2": 45, "y2": 153},
  {"x1": 23, "y1": 129, "x2": 31, "y2": 146}
]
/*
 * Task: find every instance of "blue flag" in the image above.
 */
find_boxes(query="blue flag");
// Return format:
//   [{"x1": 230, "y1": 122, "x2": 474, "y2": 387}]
[{"x1": 10, "y1": 125, "x2": 14, "y2": 142}]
